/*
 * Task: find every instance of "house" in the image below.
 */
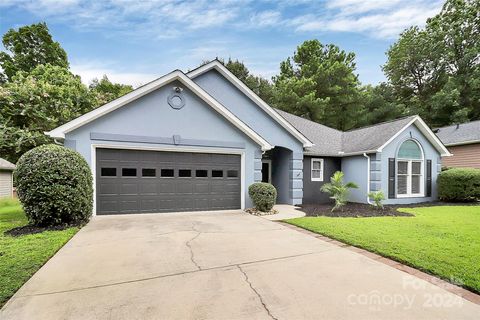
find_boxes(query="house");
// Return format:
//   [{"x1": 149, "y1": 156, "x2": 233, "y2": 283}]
[
  {"x1": 46, "y1": 60, "x2": 450, "y2": 215},
  {"x1": 0, "y1": 158, "x2": 16, "y2": 198},
  {"x1": 434, "y1": 120, "x2": 480, "y2": 169}
]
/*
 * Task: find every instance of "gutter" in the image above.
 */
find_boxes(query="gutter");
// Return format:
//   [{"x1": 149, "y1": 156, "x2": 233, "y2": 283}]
[{"x1": 363, "y1": 153, "x2": 372, "y2": 205}]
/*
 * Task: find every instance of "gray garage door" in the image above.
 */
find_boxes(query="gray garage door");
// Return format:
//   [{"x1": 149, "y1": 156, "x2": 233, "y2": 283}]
[{"x1": 96, "y1": 148, "x2": 241, "y2": 214}]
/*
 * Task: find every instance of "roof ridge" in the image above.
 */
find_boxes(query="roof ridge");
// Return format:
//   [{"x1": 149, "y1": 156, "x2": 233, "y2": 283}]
[
  {"x1": 344, "y1": 115, "x2": 417, "y2": 133},
  {"x1": 436, "y1": 119, "x2": 480, "y2": 130},
  {"x1": 274, "y1": 109, "x2": 343, "y2": 132}
]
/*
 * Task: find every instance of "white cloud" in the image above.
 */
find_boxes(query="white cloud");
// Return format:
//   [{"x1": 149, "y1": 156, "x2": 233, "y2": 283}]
[
  {"x1": 70, "y1": 62, "x2": 158, "y2": 88},
  {"x1": 292, "y1": 0, "x2": 443, "y2": 39},
  {"x1": 249, "y1": 10, "x2": 282, "y2": 27}
]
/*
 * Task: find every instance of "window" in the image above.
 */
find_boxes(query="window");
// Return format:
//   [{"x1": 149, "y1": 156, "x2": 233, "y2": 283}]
[
  {"x1": 311, "y1": 158, "x2": 324, "y2": 181},
  {"x1": 196, "y1": 170, "x2": 208, "y2": 178},
  {"x1": 122, "y1": 168, "x2": 137, "y2": 177},
  {"x1": 142, "y1": 168, "x2": 156, "y2": 177},
  {"x1": 212, "y1": 170, "x2": 223, "y2": 178},
  {"x1": 179, "y1": 169, "x2": 191, "y2": 177},
  {"x1": 160, "y1": 169, "x2": 174, "y2": 177},
  {"x1": 397, "y1": 140, "x2": 424, "y2": 197},
  {"x1": 101, "y1": 168, "x2": 116, "y2": 177},
  {"x1": 227, "y1": 170, "x2": 238, "y2": 178}
]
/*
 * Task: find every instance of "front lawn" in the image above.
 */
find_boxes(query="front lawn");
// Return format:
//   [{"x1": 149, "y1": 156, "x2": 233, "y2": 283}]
[
  {"x1": 287, "y1": 205, "x2": 480, "y2": 293},
  {"x1": 0, "y1": 198, "x2": 78, "y2": 307}
]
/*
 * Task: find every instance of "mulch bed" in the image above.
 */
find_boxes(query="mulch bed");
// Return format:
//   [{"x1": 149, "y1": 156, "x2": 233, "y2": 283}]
[
  {"x1": 299, "y1": 201, "x2": 479, "y2": 218},
  {"x1": 299, "y1": 203, "x2": 412, "y2": 217},
  {"x1": 245, "y1": 208, "x2": 278, "y2": 216},
  {"x1": 4, "y1": 224, "x2": 72, "y2": 237}
]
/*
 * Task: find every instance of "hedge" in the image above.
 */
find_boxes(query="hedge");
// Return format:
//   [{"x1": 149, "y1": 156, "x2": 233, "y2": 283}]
[
  {"x1": 437, "y1": 167, "x2": 480, "y2": 202},
  {"x1": 14, "y1": 144, "x2": 93, "y2": 226},
  {"x1": 248, "y1": 182, "x2": 277, "y2": 212}
]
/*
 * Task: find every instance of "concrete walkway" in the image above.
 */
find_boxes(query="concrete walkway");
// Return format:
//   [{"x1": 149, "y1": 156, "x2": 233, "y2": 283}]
[
  {"x1": 2, "y1": 210, "x2": 479, "y2": 319},
  {"x1": 263, "y1": 204, "x2": 306, "y2": 221}
]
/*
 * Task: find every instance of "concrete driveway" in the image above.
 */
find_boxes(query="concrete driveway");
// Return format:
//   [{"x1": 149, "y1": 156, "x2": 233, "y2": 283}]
[{"x1": 2, "y1": 211, "x2": 479, "y2": 319}]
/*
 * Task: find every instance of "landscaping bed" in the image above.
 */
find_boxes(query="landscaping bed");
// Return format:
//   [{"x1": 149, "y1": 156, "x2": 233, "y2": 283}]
[{"x1": 299, "y1": 202, "x2": 412, "y2": 217}]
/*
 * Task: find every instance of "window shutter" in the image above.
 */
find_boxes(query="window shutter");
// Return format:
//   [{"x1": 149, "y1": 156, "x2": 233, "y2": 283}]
[
  {"x1": 388, "y1": 158, "x2": 396, "y2": 199},
  {"x1": 426, "y1": 160, "x2": 432, "y2": 197}
]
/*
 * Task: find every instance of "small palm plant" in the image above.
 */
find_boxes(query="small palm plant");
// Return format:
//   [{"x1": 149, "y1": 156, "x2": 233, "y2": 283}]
[
  {"x1": 368, "y1": 191, "x2": 385, "y2": 209},
  {"x1": 320, "y1": 171, "x2": 358, "y2": 211}
]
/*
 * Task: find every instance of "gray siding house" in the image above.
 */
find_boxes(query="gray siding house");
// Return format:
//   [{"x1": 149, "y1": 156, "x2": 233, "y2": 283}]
[{"x1": 47, "y1": 60, "x2": 450, "y2": 215}]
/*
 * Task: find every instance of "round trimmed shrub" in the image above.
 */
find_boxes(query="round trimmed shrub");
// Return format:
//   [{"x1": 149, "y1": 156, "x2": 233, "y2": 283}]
[
  {"x1": 248, "y1": 182, "x2": 277, "y2": 212},
  {"x1": 437, "y1": 168, "x2": 480, "y2": 202},
  {"x1": 15, "y1": 144, "x2": 93, "y2": 226}
]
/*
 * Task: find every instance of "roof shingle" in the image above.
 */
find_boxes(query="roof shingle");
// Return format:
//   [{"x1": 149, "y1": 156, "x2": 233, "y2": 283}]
[
  {"x1": 275, "y1": 109, "x2": 417, "y2": 156},
  {"x1": 435, "y1": 120, "x2": 480, "y2": 146},
  {"x1": 0, "y1": 158, "x2": 15, "y2": 171}
]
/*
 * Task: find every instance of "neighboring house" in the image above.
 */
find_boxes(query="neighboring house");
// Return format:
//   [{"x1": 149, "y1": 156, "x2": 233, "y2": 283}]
[
  {"x1": 46, "y1": 60, "x2": 450, "y2": 215},
  {"x1": 434, "y1": 120, "x2": 480, "y2": 169},
  {"x1": 0, "y1": 158, "x2": 15, "y2": 198}
]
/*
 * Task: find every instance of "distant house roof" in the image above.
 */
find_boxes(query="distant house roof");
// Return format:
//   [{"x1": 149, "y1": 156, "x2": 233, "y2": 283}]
[
  {"x1": 434, "y1": 120, "x2": 480, "y2": 146},
  {"x1": 0, "y1": 158, "x2": 15, "y2": 171},
  {"x1": 276, "y1": 110, "x2": 450, "y2": 156}
]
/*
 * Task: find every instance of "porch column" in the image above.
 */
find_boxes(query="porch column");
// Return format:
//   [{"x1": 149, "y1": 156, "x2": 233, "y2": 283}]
[{"x1": 290, "y1": 152, "x2": 303, "y2": 205}]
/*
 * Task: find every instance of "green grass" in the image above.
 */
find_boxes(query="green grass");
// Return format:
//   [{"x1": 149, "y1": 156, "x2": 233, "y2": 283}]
[
  {"x1": 287, "y1": 206, "x2": 480, "y2": 293},
  {"x1": 0, "y1": 198, "x2": 78, "y2": 307}
]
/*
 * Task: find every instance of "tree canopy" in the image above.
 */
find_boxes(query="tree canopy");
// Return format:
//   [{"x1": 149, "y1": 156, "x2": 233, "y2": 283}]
[{"x1": 0, "y1": 22, "x2": 69, "y2": 83}]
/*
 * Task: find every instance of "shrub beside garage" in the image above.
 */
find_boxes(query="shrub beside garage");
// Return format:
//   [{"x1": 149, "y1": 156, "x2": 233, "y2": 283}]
[
  {"x1": 248, "y1": 182, "x2": 277, "y2": 212},
  {"x1": 14, "y1": 144, "x2": 93, "y2": 226},
  {"x1": 438, "y1": 168, "x2": 480, "y2": 202}
]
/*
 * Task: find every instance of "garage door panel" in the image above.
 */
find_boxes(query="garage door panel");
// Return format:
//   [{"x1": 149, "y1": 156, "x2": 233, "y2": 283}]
[{"x1": 96, "y1": 149, "x2": 241, "y2": 214}]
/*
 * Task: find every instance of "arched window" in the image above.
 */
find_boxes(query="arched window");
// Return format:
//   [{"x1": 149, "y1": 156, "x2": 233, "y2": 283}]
[{"x1": 397, "y1": 140, "x2": 424, "y2": 197}]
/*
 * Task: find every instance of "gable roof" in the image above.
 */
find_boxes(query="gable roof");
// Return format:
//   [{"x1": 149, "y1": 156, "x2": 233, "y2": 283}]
[
  {"x1": 46, "y1": 70, "x2": 273, "y2": 151},
  {"x1": 187, "y1": 60, "x2": 314, "y2": 148},
  {"x1": 434, "y1": 120, "x2": 480, "y2": 146},
  {"x1": 276, "y1": 110, "x2": 451, "y2": 157},
  {"x1": 0, "y1": 158, "x2": 15, "y2": 171}
]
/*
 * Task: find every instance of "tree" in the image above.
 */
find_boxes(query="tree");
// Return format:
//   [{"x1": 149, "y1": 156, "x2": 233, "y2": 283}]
[
  {"x1": 360, "y1": 83, "x2": 406, "y2": 126},
  {"x1": 383, "y1": 0, "x2": 480, "y2": 127},
  {"x1": 219, "y1": 58, "x2": 274, "y2": 104},
  {"x1": 273, "y1": 40, "x2": 365, "y2": 130},
  {"x1": 0, "y1": 22, "x2": 69, "y2": 82},
  {"x1": 0, "y1": 64, "x2": 94, "y2": 162},
  {"x1": 89, "y1": 75, "x2": 133, "y2": 107}
]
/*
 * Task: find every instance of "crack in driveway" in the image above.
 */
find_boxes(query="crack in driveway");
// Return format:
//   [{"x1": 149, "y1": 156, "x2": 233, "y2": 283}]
[
  {"x1": 186, "y1": 232, "x2": 202, "y2": 270},
  {"x1": 237, "y1": 265, "x2": 278, "y2": 320}
]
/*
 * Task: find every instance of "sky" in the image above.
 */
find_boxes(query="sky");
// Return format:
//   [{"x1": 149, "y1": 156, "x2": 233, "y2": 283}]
[{"x1": 0, "y1": 0, "x2": 444, "y2": 88}]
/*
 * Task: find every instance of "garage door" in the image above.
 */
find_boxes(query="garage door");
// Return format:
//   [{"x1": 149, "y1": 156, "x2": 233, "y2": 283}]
[{"x1": 96, "y1": 148, "x2": 241, "y2": 214}]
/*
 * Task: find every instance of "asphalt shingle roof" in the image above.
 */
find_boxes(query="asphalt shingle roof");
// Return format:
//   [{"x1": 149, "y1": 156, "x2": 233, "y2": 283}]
[
  {"x1": 275, "y1": 109, "x2": 417, "y2": 156},
  {"x1": 0, "y1": 158, "x2": 15, "y2": 171},
  {"x1": 434, "y1": 120, "x2": 480, "y2": 146}
]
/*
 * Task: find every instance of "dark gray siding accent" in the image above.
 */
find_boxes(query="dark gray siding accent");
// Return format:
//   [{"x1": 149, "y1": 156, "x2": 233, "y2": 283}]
[
  {"x1": 96, "y1": 148, "x2": 241, "y2": 214},
  {"x1": 388, "y1": 158, "x2": 395, "y2": 199},
  {"x1": 90, "y1": 132, "x2": 245, "y2": 149},
  {"x1": 302, "y1": 156, "x2": 341, "y2": 204}
]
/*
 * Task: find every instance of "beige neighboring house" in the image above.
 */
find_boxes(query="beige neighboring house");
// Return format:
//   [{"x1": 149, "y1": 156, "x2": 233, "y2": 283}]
[
  {"x1": 0, "y1": 157, "x2": 16, "y2": 198},
  {"x1": 435, "y1": 120, "x2": 480, "y2": 169}
]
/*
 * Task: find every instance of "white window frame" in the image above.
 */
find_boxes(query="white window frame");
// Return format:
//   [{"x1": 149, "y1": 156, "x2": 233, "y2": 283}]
[
  {"x1": 311, "y1": 158, "x2": 324, "y2": 182},
  {"x1": 396, "y1": 140, "x2": 424, "y2": 198}
]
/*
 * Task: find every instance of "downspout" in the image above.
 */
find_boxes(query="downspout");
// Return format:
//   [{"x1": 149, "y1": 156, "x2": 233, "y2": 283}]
[
  {"x1": 53, "y1": 138, "x2": 64, "y2": 146},
  {"x1": 363, "y1": 153, "x2": 372, "y2": 205}
]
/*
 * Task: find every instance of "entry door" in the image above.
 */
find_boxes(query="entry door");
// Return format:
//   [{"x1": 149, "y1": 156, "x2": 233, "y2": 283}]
[
  {"x1": 261, "y1": 160, "x2": 271, "y2": 183},
  {"x1": 96, "y1": 148, "x2": 241, "y2": 214}
]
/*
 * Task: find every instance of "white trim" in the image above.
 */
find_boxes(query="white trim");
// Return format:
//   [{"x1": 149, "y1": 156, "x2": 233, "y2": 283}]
[
  {"x1": 187, "y1": 60, "x2": 314, "y2": 148},
  {"x1": 310, "y1": 158, "x2": 324, "y2": 182},
  {"x1": 47, "y1": 70, "x2": 273, "y2": 152},
  {"x1": 91, "y1": 143, "x2": 246, "y2": 216},
  {"x1": 363, "y1": 153, "x2": 372, "y2": 205},
  {"x1": 377, "y1": 116, "x2": 451, "y2": 157},
  {"x1": 261, "y1": 159, "x2": 272, "y2": 183}
]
